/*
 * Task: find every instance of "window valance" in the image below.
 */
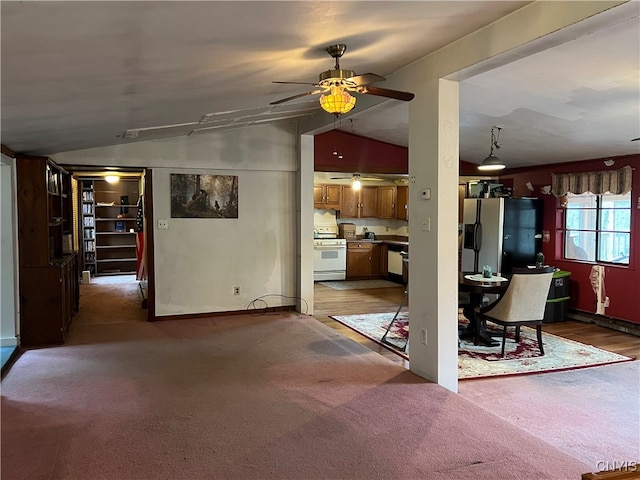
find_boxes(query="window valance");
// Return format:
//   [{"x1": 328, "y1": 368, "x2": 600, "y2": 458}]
[{"x1": 551, "y1": 165, "x2": 633, "y2": 196}]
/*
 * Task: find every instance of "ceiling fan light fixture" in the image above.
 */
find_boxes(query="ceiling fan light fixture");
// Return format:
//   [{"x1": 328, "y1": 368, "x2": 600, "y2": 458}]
[
  {"x1": 352, "y1": 174, "x2": 361, "y2": 191},
  {"x1": 319, "y1": 86, "x2": 356, "y2": 115}
]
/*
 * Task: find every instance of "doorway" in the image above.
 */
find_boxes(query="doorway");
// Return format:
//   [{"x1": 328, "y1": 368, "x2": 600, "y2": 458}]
[{"x1": 67, "y1": 167, "x2": 152, "y2": 325}]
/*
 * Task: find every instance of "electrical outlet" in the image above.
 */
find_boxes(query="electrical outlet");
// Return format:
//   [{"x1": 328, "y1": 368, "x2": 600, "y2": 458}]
[
  {"x1": 233, "y1": 285, "x2": 241, "y2": 295},
  {"x1": 420, "y1": 329, "x2": 427, "y2": 345},
  {"x1": 421, "y1": 217, "x2": 430, "y2": 231}
]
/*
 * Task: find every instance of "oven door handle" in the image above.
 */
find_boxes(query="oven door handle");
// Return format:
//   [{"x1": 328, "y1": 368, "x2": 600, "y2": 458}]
[{"x1": 314, "y1": 245, "x2": 346, "y2": 250}]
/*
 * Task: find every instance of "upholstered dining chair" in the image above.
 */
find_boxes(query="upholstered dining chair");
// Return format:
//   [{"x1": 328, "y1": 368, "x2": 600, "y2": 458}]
[{"x1": 475, "y1": 267, "x2": 554, "y2": 357}]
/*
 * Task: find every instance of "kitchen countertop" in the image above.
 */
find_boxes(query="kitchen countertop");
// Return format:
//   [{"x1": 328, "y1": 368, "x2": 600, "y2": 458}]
[{"x1": 346, "y1": 235, "x2": 408, "y2": 247}]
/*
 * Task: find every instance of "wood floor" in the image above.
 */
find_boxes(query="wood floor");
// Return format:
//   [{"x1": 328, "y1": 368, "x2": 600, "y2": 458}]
[{"x1": 312, "y1": 282, "x2": 640, "y2": 368}]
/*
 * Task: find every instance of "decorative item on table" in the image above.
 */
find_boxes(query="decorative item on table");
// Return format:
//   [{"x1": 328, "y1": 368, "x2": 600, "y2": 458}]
[
  {"x1": 115, "y1": 221, "x2": 125, "y2": 232},
  {"x1": 482, "y1": 265, "x2": 493, "y2": 278},
  {"x1": 536, "y1": 252, "x2": 545, "y2": 268}
]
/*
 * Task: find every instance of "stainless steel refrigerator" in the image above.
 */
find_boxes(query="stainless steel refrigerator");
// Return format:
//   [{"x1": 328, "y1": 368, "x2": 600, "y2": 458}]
[{"x1": 461, "y1": 197, "x2": 542, "y2": 274}]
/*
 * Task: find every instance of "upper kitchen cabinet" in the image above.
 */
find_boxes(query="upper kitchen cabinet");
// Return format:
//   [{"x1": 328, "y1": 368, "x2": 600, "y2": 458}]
[
  {"x1": 377, "y1": 186, "x2": 396, "y2": 219},
  {"x1": 395, "y1": 186, "x2": 408, "y2": 221},
  {"x1": 313, "y1": 184, "x2": 342, "y2": 210},
  {"x1": 341, "y1": 185, "x2": 378, "y2": 218}
]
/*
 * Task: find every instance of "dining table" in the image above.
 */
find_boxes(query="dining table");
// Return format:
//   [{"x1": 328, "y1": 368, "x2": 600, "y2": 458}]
[{"x1": 458, "y1": 272, "x2": 510, "y2": 346}]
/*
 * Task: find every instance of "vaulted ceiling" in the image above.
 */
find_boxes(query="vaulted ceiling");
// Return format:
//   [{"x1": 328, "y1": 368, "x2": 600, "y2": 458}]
[{"x1": 2, "y1": 1, "x2": 639, "y2": 169}]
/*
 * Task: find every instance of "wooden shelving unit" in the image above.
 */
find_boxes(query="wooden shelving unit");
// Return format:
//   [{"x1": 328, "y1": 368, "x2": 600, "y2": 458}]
[
  {"x1": 92, "y1": 178, "x2": 140, "y2": 275},
  {"x1": 81, "y1": 180, "x2": 96, "y2": 275},
  {"x1": 16, "y1": 155, "x2": 79, "y2": 346}
]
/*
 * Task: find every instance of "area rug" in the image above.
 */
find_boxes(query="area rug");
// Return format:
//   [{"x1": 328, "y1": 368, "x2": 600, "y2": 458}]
[
  {"x1": 329, "y1": 311, "x2": 635, "y2": 379},
  {"x1": 319, "y1": 279, "x2": 402, "y2": 290}
]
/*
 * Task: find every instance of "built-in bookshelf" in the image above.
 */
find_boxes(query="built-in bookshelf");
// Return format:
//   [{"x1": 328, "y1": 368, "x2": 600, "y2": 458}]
[
  {"x1": 81, "y1": 181, "x2": 96, "y2": 275},
  {"x1": 93, "y1": 178, "x2": 140, "y2": 275},
  {"x1": 16, "y1": 155, "x2": 79, "y2": 346}
]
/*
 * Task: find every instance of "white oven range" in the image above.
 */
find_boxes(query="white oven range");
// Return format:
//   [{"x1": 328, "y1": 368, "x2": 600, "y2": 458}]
[{"x1": 313, "y1": 224, "x2": 346, "y2": 281}]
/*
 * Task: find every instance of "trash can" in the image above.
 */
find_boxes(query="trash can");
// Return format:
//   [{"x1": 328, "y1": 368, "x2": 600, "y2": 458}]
[{"x1": 543, "y1": 270, "x2": 571, "y2": 323}]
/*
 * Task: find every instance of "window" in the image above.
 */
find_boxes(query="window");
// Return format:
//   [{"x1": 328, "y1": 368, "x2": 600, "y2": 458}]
[{"x1": 564, "y1": 192, "x2": 631, "y2": 265}]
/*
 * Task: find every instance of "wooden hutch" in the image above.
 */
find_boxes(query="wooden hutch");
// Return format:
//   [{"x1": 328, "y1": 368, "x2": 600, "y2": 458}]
[{"x1": 16, "y1": 155, "x2": 79, "y2": 347}]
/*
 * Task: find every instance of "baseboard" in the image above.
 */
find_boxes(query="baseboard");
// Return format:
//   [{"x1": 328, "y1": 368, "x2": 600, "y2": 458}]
[
  {"x1": 153, "y1": 305, "x2": 297, "y2": 322},
  {"x1": 0, "y1": 337, "x2": 18, "y2": 347},
  {"x1": 568, "y1": 309, "x2": 640, "y2": 337}
]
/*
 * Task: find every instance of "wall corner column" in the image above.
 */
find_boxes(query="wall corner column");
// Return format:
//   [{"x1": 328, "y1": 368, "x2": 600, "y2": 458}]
[{"x1": 408, "y1": 78, "x2": 460, "y2": 392}]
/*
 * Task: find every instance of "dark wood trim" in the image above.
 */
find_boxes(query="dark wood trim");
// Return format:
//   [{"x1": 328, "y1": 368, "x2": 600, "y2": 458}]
[
  {"x1": 582, "y1": 468, "x2": 640, "y2": 479},
  {"x1": 1, "y1": 144, "x2": 16, "y2": 158},
  {"x1": 144, "y1": 169, "x2": 156, "y2": 322},
  {"x1": 314, "y1": 165, "x2": 408, "y2": 174},
  {"x1": 154, "y1": 305, "x2": 296, "y2": 322}
]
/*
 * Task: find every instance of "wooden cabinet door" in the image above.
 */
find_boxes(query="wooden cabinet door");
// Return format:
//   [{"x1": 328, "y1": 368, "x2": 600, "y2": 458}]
[
  {"x1": 313, "y1": 185, "x2": 325, "y2": 208},
  {"x1": 360, "y1": 186, "x2": 378, "y2": 218},
  {"x1": 324, "y1": 184, "x2": 342, "y2": 209},
  {"x1": 347, "y1": 243, "x2": 373, "y2": 278},
  {"x1": 395, "y1": 186, "x2": 408, "y2": 220},
  {"x1": 371, "y1": 243, "x2": 388, "y2": 276},
  {"x1": 314, "y1": 184, "x2": 342, "y2": 209},
  {"x1": 340, "y1": 186, "x2": 360, "y2": 218},
  {"x1": 377, "y1": 186, "x2": 396, "y2": 219}
]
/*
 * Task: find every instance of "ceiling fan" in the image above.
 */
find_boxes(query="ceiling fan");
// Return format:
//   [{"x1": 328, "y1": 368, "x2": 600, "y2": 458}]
[{"x1": 270, "y1": 44, "x2": 415, "y2": 114}]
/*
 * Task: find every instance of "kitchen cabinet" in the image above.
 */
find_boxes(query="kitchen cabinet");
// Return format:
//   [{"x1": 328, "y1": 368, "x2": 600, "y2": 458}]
[
  {"x1": 314, "y1": 184, "x2": 342, "y2": 209},
  {"x1": 346, "y1": 242, "x2": 388, "y2": 279},
  {"x1": 377, "y1": 186, "x2": 396, "y2": 219},
  {"x1": 395, "y1": 185, "x2": 408, "y2": 220},
  {"x1": 341, "y1": 186, "x2": 378, "y2": 218},
  {"x1": 16, "y1": 155, "x2": 79, "y2": 346}
]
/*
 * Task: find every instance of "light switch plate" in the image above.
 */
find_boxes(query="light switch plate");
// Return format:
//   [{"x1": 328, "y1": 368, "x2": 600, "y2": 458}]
[{"x1": 158, "y1": 219, "x2": 169, "y2": 230}]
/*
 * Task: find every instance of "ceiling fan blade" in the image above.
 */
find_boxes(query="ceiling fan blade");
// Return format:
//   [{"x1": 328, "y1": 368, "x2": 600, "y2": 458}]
[
  {"x1": 357, "y1": 85, "x2": 415, "y2": 101},
  {"x1": 270, "y1": 90, "x2": 323, "y2": 105},
  {"x1": 273, "y1": 81, "x2": 318, "y2": 86},
  {"x1": 346, "y1": 73, "x2": 385, "y2": 86},
  {"x1": 632, "y1": 137, "x2": 640, "y2": 141}
]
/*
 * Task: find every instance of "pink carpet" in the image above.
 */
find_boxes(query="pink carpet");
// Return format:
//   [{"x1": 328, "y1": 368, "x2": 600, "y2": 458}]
[
  {"x1": 460, "y1": 360, "x2": 640, "y2": 469},
  {"x1": 2, "y1": 312, "x2": 593, "y2": 479}
]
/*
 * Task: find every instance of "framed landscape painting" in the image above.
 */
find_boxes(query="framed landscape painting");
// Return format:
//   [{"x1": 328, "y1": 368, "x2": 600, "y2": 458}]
[{"x1": 170, "y1": 174, "x2": 238, "y2": 218}]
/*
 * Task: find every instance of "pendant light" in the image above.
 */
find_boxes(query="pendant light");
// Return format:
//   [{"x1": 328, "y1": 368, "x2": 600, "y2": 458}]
[
  {"x1": 478, "y1": 126, "x2": 506, "y2": 171},
  {"x1": 351, "y1": 174, "x2": 362, "y2": 191}
]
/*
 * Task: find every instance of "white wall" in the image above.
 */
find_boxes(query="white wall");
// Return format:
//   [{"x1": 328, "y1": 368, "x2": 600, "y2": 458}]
[
  {"x1": 153, "y1": 167, "x2": 296, "y2": 315},
  {"x1": 1, "y1": 153, "x2": 18, "y2": 347},
  {"x1": 53, "y1": 123, "x2": 306, "y2": 317}
]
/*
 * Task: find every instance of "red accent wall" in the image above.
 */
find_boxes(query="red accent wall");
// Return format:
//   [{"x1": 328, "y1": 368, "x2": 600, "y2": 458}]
[
  {"x1": 314, "y1": 130, "x2": 477, "y2": 174},
  {"x1": 314, "y1": 131, "x2": 408, "y2": 173},
  {"x1": 499, "y1": 155, "x2": 640, "y2": 324}
]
